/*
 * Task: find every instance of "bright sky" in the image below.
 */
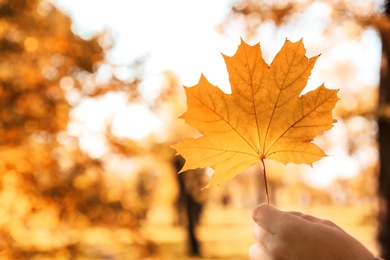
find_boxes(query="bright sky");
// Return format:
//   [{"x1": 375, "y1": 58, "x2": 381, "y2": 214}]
[
  {"x1": 54, "y1": 0, "x2": 235, "y2": 86},
  {"x1": 54, "y1": 0, "x2": 382, "y2": 187},
  {"x1": 54, "y1": 0, "x2": 236, "y2": 147}
]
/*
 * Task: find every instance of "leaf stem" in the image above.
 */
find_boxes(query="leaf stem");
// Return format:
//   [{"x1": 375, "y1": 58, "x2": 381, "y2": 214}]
[{"x1": 261, "y1": 158, "x2": 270, "y2": 205}]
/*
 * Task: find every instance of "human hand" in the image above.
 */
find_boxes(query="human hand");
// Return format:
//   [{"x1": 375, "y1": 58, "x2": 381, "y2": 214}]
[{"x1": 249, "y1": 204, "x2": 375, "y2": 260}]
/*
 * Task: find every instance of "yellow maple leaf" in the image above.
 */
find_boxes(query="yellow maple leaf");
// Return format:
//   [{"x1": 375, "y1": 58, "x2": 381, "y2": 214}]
[{"x1": 171, "y1": 39, "x2": 339, "y2": 201}]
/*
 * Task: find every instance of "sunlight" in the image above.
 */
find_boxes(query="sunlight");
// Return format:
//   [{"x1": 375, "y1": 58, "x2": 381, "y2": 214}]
[
  {"x1": 55, "y1": 0, "x2": 382, "y2": 185},
  {"x1": 54, "y1": 0, "x2": 234, "y2": 88},
  {"x1": 111, "y1": 104, "x2": 162, "y2": 139},
  {"x1": 68, "y1": 92, "x2": 161, "y2": 157},
  {"x1": 2, "y1": 0, "x2": 385, "y2": 259}
]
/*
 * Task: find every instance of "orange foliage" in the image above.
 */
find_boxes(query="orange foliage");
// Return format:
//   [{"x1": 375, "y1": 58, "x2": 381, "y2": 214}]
[
  {"x1": 172, "y1": 39, "x2": 338, "y2": 198},
  {"x1": 0, "y1": 0, "x2": 154, "y2": 258}
]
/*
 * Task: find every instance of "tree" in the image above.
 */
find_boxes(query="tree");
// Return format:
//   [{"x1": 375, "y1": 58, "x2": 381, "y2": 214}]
[
  {"x1": 0, "y1": 0, "x2": 154, "y2": 258},
  {"x1": 377, "y1": 3, "x2": 390, "y2": 257}
]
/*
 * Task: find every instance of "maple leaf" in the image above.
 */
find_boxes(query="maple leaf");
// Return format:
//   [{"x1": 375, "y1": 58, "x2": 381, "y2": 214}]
[{"x1": 171, "y1": 39, "x2": 339, "y2": 203}]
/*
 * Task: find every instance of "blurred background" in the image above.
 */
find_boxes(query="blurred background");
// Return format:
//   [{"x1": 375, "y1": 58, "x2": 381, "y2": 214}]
[{"x1": 0, "y1": 0, "x2": 389, "y2": 259}]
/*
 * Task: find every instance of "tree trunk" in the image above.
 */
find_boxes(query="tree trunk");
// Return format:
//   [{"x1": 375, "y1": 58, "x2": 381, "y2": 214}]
[
  {"x1": 377, "y1": 4, "x2": 390, "y2": 258},
  {"x1": 174, "y1": 155, "x2": 203, "y2": 256}
]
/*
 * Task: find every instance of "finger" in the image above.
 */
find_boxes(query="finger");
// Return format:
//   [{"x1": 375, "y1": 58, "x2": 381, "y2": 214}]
[
  {"x1": 252, "y1": 204, "x2": 284, "y2": 234},
  {"x1": 248, "y1": 243, "x2": 271, "y2": 260},
  {"x1": 253, "y1": 223, "x2": 274, "y2": 245},
  {"x1": 289, "y1": 211, "x2": 321, "y2": 222},
  {"x1": 253, "y1": 224, "x2": 278, "y2": 253},
  {"x1": 289, "y1": 211, "x2": 305, "y2": 217},
  {"x1": 288, "y1": 212, "x2": 343, "y2": 231}
]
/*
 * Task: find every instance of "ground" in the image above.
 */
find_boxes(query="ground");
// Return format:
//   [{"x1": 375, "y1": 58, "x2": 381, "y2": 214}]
[{"x1": 144, "y1": 203, "x2": 378, "y2": 260}]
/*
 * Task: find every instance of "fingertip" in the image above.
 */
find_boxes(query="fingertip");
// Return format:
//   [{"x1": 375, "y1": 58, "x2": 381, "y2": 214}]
[
  {"x1": 252, "y1": 204, "x2": 269, "y2": 219},
  {"x1": 252, "y1": 204, "x2": 277, "y2": 222},
  {"x1": 248, "y1": 243, "x2": 258, "y2": 256},
  {"x1": 248, "y1": 243, "x2": 269, "y2": 260},
  {"x1": 252, "y1": 204, "x2": 284, "y2": 234}
]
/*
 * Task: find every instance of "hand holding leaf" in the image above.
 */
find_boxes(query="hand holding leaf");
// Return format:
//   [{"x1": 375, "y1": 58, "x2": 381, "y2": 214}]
[{"x1": 171, "y1": 39, "x2": 339, "y2": 204}]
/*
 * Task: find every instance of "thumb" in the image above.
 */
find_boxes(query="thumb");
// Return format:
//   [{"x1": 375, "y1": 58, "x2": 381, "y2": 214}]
[{"x1": 252, "y1": 204, "x2": 284, "y2": 234}]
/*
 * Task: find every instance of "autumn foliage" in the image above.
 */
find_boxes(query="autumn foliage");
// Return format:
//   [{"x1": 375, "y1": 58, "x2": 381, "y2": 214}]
[
  {"x1": 172, "y1": 39, "x2": 339, "y2": 201},
  {"x1": 0, "y1": 1, "x2": 152, "y2": 258}
]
